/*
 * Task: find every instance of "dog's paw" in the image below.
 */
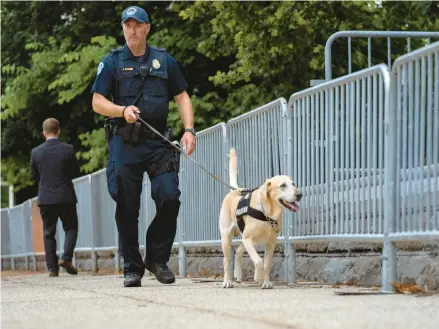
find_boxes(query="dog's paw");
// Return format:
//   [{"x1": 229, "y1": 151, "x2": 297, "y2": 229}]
[
  {"x1": 261, "y1": 280, "x2": 274, "y2": 289},
  {"x1": 223, "y1": 280, "x2": 234, "y2": 288}
]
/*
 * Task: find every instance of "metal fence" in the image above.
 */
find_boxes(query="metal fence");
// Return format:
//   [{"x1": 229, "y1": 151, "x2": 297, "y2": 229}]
[
  {"x1": 387, "y1": 41, "x2": 439, "y2": 242},
  {"x1": 325, "y1": 31, "x2": 439, "y2": 80},
  {"x1": 1, "y1": 37, "x2": 438, "y2": 294},
  {"x1": 178, "y1": 123, "x2": 228, "y2": 245},
  {"x1": 287, "y1": 63, "x2": 392, "y2": 290},
  {"x1": 287, "y1": 64, "x2": 389, "y2": 241}
]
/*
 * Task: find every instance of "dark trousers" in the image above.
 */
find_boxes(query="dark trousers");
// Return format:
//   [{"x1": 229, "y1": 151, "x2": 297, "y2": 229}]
[
  {"x1": 106, "y1": 135, "x2": 181, "y2": 278},
  {"x1": 38, "y1": 203, "x2": 78, "y2": 272}
]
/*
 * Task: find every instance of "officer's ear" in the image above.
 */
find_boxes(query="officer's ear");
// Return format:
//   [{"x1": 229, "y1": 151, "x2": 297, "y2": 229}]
[{"x1": 144, "y1": 23, "x2": 151, "y2": 34}]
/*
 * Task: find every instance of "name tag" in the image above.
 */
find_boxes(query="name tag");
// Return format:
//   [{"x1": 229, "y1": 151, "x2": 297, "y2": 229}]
[{"x1": 236, "y1": 206, "x2": 248, "y2": 216}]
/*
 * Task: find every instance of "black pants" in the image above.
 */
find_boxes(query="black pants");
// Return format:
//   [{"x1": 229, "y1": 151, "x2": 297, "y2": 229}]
[
  {"x1": 106, "y1": 135, "x2": 181, "y2": 278},
  {"x1": 39, "y1": 203, "x2": 78, "y2": 272}
]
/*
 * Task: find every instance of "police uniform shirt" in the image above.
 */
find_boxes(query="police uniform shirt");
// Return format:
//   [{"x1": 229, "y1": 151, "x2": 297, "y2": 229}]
[{"x1": 91, "y1": 44, "x2": 188, "y2": 105}]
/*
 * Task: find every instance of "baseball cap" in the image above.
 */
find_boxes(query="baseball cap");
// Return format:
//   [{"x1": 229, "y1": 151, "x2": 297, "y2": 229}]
[{"x1": 121, "y1": 6, "x2": 150, "y2": 24}]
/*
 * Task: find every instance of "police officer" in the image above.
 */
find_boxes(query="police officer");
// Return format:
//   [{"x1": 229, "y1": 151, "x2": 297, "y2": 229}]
[{"x1": 91, "y1": 5, "x2": 196, "y2": 287}]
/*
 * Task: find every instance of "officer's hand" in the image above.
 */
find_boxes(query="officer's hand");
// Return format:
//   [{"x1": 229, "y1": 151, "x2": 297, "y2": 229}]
[
  {"x1": 181, "y1": 132, "x2": 196, "y2": 156},
  {"x1": 123, "y1": 106, "x2": 140, "y2": 123}
]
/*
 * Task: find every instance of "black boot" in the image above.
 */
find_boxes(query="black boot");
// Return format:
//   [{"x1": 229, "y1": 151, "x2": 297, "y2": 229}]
[
  {"x1": 59, "y1": 260, "x2": 78, "y2": 275},
  {"x1": 124, "y1": 273, "x2": 142, "y2": 287},
  {"x1": 145, "y1": 262, "x2": 175, "y2": 284}
]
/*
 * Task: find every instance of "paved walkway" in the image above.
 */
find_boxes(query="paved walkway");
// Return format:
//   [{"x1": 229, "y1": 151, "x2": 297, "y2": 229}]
[{"x1": 1, "y1": 272, "x2": 438, "y2": 329}]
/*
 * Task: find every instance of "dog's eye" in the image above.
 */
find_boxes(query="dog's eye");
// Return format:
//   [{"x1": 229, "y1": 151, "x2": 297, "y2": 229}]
[{"x1": 280, "y1": 183, "x2": 287, "y2": 188}]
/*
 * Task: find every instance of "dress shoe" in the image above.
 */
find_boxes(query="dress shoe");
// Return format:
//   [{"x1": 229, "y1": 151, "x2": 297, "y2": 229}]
[
  {"x1": 145, "y1": 262, "x2": 175, "y2": 284},
  {"x1": 59, "y1": 260, "x2": 78, "y2": 275},
  {"x1": 49, "y1": 271, "x2": 59, "y2": 277},
  {"x1": 124, "y1": 273, "x2": 142, "y2": 287}
]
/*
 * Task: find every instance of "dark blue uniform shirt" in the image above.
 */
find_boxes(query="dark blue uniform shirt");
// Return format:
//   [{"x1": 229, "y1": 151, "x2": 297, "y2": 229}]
[{"x1": 91, "y1": 44, "x2": 188, "y2": 100}]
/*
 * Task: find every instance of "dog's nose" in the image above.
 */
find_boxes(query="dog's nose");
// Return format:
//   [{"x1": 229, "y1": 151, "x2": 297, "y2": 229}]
[{"x1": 296, "y1": 192, "x2": 302, "y2": 201}]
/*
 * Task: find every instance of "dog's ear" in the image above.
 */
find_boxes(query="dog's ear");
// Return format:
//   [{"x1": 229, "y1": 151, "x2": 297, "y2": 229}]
[
  {"x1": 260, "y1": 179, "x2": 274, "y2": 216},
  {"x1": 261, "y1": 179, "x2": 272, "y2": 200}
]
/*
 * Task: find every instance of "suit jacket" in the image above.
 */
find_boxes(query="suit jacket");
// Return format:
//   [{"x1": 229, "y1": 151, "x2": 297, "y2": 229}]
[{"x1": 30, "y1": 138, "x2": 80, "y2": 206}]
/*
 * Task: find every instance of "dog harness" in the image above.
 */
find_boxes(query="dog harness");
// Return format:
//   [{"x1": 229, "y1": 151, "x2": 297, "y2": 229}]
[{"x1": 235, "y1": 189, "x2": 280, "y2": 233}]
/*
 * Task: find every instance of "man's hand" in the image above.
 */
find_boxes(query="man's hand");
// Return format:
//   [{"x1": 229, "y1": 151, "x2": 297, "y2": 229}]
[
  {"x1": 123, "y1": 106, "x2": 140, "y2": 123},
  {"x1": 181, "y1": 131, "x2": 196, "y2": 156}
]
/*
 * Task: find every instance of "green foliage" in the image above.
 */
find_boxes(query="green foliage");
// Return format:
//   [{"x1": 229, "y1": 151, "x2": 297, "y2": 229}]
[
  {"x1": 48, "y1": 36, "x2": 118, "y2": 104},
  {"x1": 1, "y1": 185, "x2": 10, "y2": 208},
  {"x1": 1, "y1": 157, "x2": 33, "y2": 192},
  {"x1": 75, "y1": 128, "x2": 108, "y2": 173},
  {"x1": 1, "y1": 0, "x2": 438, "y2": 201}
]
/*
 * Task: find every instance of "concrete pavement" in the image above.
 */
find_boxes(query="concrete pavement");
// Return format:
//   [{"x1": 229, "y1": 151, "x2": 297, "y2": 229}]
[{"x1": 1, "y1": 272, "x2": 438, "y2": 329}]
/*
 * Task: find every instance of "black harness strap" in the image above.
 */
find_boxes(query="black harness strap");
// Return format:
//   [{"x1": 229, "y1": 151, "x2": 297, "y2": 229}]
[{"x1": 235, "y1": 189, "x2": 279, "y2": 233}]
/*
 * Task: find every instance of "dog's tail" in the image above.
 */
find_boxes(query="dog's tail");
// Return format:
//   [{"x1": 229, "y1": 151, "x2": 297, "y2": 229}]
[{"x1": 229, "y1": 147, "x2": 238, "y2": 190}]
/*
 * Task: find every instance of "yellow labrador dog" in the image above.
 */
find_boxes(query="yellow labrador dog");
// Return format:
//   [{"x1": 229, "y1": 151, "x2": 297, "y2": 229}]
[{"x1": 219, "y1": 148, "x2": 302, "y2": 289}]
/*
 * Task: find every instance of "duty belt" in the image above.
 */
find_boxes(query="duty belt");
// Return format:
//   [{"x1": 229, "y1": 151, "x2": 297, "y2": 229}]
[{"x1": 112, "y1": 124, "x2": 163, "y2": 141}]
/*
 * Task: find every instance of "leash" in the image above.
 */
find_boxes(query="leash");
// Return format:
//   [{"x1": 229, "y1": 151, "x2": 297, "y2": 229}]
[
  {"x1": 118, "y1": 88, "x2": 237, "y2": 191},
  {"x1": 134, "y1": 115, "x2": 238, "y2": 191}
]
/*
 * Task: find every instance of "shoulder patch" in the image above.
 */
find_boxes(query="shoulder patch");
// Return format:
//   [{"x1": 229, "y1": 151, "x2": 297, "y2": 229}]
[{"x1": 97, "y1": 62, "x2": 104, "y2": 75}]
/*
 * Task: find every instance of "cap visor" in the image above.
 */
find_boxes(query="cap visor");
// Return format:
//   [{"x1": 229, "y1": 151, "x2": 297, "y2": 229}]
[{"x1": 121, "y1": 17, "x2": 147, "y2": 24}]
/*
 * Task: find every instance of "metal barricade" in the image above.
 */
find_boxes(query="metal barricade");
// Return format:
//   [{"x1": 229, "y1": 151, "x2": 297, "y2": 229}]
[
  {"x1": 1, "y1": 208, "x2": 11, "y2": 257},
  {"x1": 288, "y1": 65, "x2": 390, "y2": 240},
  {"x1": 325, "y1": 31, "x2": 439, "y2": 80},
  {"x1": 178, "y1": 123, "x2": 228, "y2": 245},
  {"x1": 287, "y1": 64, "x2": 392, "y2": 290},
  {"x1": 8, "y1": 204, "x2": 26, "y2": 256},
  {"x1": 387, "y1": 41, "x2": 439, "y2": 242},
  {"x1": 227, "y1": 98, "x2": 289, "y2": 189},
  {"x1": 72, "y1": 175, "x2": 93, "y2": 249},
  {"x1": 6, "y1": 200, "x2": 34, "y2": 270},
  {"x1": 90, "y1": 169, "x2": 117, "y2": 249}
]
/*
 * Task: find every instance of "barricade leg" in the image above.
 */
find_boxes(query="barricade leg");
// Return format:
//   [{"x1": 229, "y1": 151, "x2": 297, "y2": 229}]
[
  {"x1": 178, "y1": 245, "x2": 186, "y2": 278},
  {"x1": 381, "y1": 238, "x2": 397, "y2": 293},
  {"x1": 114, "y1": 249, "x2": 120, "y2": 273}
]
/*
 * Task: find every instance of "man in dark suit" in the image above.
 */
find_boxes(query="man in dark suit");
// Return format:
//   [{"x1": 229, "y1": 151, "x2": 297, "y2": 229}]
[{"x1": 30, "y1": 118, "x2": 80, "y2": 277}]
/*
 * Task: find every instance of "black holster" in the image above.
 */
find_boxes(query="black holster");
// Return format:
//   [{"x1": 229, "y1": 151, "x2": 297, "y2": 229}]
[
  {"x1": 146, "y1": 143, "x2": 181, "y2": 180},
  {"x1": 104, "y1": 121, "x2": 112, "y2": 142}
]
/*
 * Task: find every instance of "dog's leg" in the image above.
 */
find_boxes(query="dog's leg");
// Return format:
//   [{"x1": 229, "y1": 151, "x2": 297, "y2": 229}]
[
  {"x1": 233, "y1": 244, "x2": 245, "y2": 282},
  {"x1": 261, "y1": 240, "x2": 276, "y2": 289},
  {"x1": 221, "y1": 227, "x2": 234, "y2": 288},
  {"x1": 242, "y1": 237, "x2": 264, "y2": 285}
]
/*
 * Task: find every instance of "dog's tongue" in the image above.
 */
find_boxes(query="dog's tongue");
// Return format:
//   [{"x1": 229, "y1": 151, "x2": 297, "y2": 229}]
[{"x1": 287, "y1": 202, "x2": 300, "y2": 212}]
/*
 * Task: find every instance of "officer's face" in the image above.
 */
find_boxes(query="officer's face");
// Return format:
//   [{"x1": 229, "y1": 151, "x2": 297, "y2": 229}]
[{"x1": 122, "y1": 19, "x2": 150, "y2": 48}]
